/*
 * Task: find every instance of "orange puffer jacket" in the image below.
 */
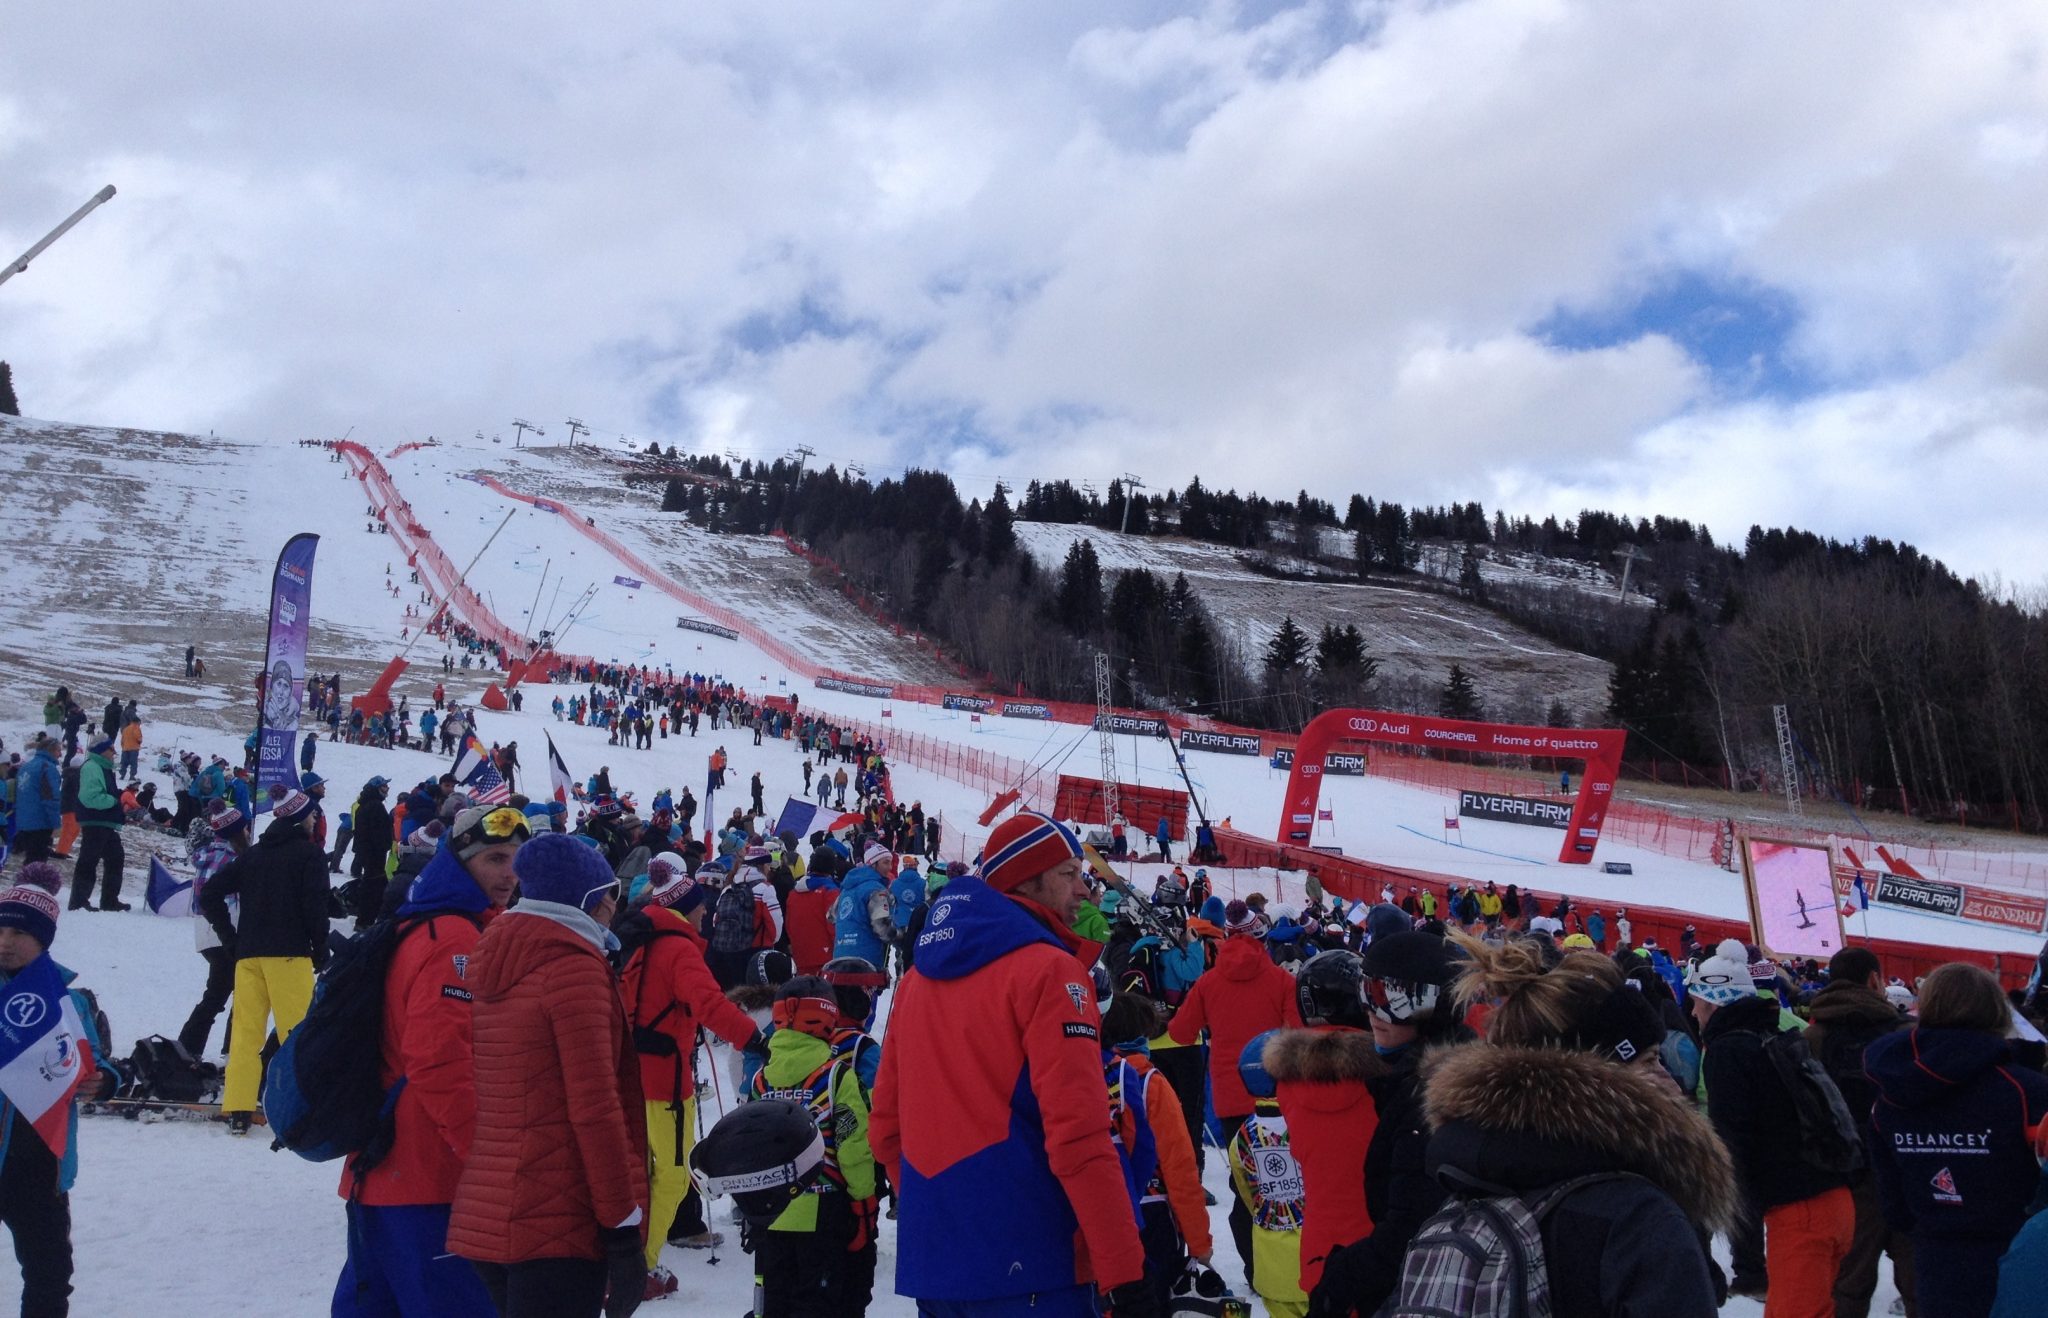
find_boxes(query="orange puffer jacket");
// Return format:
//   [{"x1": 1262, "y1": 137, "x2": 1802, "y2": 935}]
[{"x1": 448, "y1": 908, "x2": 648, "y2": 1263}]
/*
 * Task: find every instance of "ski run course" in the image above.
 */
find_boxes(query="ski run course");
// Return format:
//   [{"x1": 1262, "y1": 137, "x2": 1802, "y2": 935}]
[{"x1": 5, "y1": 418, "x2": 2033, "y2": 1314}]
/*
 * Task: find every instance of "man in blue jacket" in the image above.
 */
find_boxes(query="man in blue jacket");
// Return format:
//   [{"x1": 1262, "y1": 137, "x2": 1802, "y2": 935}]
[
  {"x1": 888, "y1": 859, "x2": 929, "y2": 975},
  {"x1": 833, "y1": 844, "x2": 897, "y2": 968},
  {"x1": 11, "y1": 736, "x2": 62, "y2": 866}
]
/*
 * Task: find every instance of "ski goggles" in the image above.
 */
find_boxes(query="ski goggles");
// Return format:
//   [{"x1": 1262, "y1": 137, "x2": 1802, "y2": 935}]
[
  {"x1": 476, "y1": 807, "x2": 530, "y2": 841},
  {"x1": 580, "y1": 877, "x2": 623, "y2": 910},
  {"x1": 1364, "y1": 975, "x2": 1442, "y2": 1025}
]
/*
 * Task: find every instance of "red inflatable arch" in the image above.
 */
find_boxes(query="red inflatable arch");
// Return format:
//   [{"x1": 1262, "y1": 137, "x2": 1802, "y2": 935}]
[{"x1": 1276, "y1": 708, "x2": 1628, "y2": 865}]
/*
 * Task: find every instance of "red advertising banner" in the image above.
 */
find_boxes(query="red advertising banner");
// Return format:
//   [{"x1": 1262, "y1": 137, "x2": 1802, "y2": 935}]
[
  {"x1": 1959, "y1": 887, "x2": 2048, "y2": 933},
  {"x1": 1275, "y1": 709, "x2": 1626, "y2": 865}
]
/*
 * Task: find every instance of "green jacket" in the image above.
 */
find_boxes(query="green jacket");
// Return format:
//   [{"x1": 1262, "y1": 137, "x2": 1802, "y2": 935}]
[
  {"x1": 756, "y1": 1026, "x2": 874, "y2": 1231},
  {"x1": 1072, "y1": 900, "x2": 1110, "y2": 944},
  {"x1": 77, "y1": 754, "x2": 123, "y2": 829}
]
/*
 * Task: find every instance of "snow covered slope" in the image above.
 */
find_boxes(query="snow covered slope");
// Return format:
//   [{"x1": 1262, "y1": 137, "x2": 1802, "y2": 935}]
[
  {"x1": 0, "y1": 415, "x2": 437, "y2": 728},
  {"x1": 1013, "y1": 520, "x2": 1614, "y2": 721}
]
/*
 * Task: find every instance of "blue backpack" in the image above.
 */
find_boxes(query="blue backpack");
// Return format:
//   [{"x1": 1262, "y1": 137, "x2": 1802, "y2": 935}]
[{"x1": 265, "y1": 913, "x2": 475, "y2": 1184}]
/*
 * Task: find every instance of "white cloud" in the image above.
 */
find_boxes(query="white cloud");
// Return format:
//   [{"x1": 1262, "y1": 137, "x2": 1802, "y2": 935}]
[{"x1": 5, "y1": 1, "x2": 2048, "y2": 579}]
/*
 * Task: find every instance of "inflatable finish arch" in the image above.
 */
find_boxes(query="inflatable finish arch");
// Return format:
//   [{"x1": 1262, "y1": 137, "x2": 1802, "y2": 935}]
[{"x1": 1277, "y1": 709, "x2": 1628, "y2": 865}]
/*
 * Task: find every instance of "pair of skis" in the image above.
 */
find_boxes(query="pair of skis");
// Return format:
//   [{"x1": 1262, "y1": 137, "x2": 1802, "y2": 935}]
[{"x1": 84, "y1": 1098, "x2": 267, "y2": 1126}]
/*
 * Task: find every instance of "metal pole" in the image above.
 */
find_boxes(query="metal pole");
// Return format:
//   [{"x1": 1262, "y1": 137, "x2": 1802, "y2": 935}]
[
  {"x1": 0, "y1": 185, "x2": 116, "y2": 288},
  {"x1": 526, "y1": 558, "x2": 551, "y2": 638},
  {"x1": 398, "y1": 508, "x2": 518, "y2": 663}
]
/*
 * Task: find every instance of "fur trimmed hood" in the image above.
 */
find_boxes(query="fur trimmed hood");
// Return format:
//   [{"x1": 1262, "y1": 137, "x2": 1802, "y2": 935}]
[
  {"x1": 1422, "y1": 1042, "x2": 1739, "y2": 1233},
  {"x1": 1262, "y1": 1025, "x2": 1387, "y2": 1085}
]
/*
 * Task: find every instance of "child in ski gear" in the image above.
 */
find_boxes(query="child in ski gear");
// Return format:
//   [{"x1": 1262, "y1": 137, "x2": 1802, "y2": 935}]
[
  {"x1": 1101, "y1": 992, "x2": 1214, "y2": 1312},
  {"x1": 178, "y1": 804, "x2": 250, "y2": 1056},
  {"x1": 0, "y1": 863, "x2": 121, "y2": 1317},
  {"x1": 1228, "y1": 1031, "x2": 1306, "y2": 1318},
  {"x1": 748, "y1": 976, "x2": 878, "y2": 1318},
  {"x1": 1262, "y1": 950, "x2": 1382, "y2": 1296}
]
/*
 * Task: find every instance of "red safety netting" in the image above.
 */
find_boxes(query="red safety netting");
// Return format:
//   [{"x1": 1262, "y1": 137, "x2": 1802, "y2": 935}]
[{"x1": 332, "y1": 442, "x2": 589, "y2": 670}]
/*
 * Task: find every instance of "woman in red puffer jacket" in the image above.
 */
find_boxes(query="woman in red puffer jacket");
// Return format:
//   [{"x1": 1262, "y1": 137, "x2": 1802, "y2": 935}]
[{"x1": 449, "y1": 835, "x2": 648, "y2": 1316}]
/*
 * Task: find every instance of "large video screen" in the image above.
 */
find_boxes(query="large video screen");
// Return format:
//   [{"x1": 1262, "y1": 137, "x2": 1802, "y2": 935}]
[{"x1": 1743, "y1": 839, "x2": 1845, "y2": 960}]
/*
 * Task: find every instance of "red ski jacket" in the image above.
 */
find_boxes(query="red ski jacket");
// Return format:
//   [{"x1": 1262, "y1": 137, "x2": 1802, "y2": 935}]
[
  {"x1": 1168, "y1": 934, "x2": 1302, "y2": 1118},
  {"x1": 620, "y1": 908, "x2": 758, "y2": 1103},
  {"x1": 1264, "y1": 1026, "x2": 1383, "y2": 1291},
  {"x1": 871, "y1": 878, "x2": 1144, "y2": 1301},
  {"x1": 342, "y1": 848, "x2": 495, "y2": 1206},
  {"x1": 449, "y1": 908, "x2": 647, "y2": 1264}
]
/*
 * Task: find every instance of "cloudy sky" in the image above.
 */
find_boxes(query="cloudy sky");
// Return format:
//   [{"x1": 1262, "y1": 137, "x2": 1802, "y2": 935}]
[{"x1": 7, "y1": 1, "x2": 2047, "y2": 582}]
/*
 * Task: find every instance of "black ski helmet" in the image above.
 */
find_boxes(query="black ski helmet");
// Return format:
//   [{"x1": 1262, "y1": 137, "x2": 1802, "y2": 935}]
[
  {"x1": 748, "y1": 948, "x2": 795, "y2": 989},
  {"x1": 822, "y1": 956, "x2": 887, "y2": 1022},
  {"x1": 689, "y1": 1098, "x2": 825, "y2": 1230},
  {"x1": 1296, "y1": 948, "x2": 1370, "y2": 1029}
]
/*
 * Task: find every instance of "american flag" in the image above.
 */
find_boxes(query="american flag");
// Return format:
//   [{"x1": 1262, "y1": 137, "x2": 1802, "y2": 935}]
[{"x1": 453, "y1": 732, "x2": 512, "y2": 804}]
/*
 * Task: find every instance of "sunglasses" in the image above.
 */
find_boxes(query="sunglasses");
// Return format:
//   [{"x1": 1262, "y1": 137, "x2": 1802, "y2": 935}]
[{"x1": 581, "y1": 877, "x2": 623, "y2": 910}]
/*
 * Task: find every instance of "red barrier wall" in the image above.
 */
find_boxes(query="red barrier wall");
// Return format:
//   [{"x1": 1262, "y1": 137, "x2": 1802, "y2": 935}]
[{"x1": 1054, "y1": 775, "x2": 1190, "y2": 836}]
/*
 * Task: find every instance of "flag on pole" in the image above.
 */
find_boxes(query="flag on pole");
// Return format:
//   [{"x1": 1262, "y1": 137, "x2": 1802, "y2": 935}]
[
  {"x1": 1317, "y1": 807, "x2": 1334, "y2": 821},
  {"x1": 147, "y1": 857, "x2": 194, "y2": 917},
  {"x1": 546, "y1": 733, "x2": 575, "y2": 808},
  {"x1": 453, "y1": 732, "x2": 512, "y2": 804},
  {"x1": 0, "y1": 953, "x2": 94, "y2": 1158}
]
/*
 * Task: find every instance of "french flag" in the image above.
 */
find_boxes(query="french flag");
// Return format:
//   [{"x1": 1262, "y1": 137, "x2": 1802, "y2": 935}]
[{"x1": 0, "y1": 952, "x2": 94, "y2": 1159}]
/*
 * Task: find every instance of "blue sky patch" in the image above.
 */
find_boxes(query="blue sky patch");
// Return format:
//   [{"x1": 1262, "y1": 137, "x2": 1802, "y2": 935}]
[{"x1": 1534, "y1": 269, "x2": 1818, "y2": 400}]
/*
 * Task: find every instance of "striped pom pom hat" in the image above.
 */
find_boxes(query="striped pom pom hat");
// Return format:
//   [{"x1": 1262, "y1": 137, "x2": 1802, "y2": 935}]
[{"x1": 978, "y1": 811, "x2": 1083, "y2": 894}]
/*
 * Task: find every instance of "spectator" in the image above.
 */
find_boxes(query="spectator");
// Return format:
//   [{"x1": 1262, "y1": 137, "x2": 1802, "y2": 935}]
[
  {"x1": 0, "y1": 863, "x2": 122, "y2": 1315},
  {"x1": 448, "y1": 832, "x2": 648, "y2": 1317},
  {"x1": 1801, "y1": 947, "x2": 1917, "y2": 1318},
  {"x1": 70, "y1": 737, "x2": 129, "y2": 911},
  {"x1": 870, "y1": 811, "x2": 1151, "y2": 1318},
  {"x1": 1691, "y1": 939, "x2": 1856, "y2": 1315},
  {"x1": 199, "y1": 790, "x2": 331, "y2": 1134},
  {"x1": 332, "y1": 805, "x2": 529, "y2": 1316},
  {"x1": 1867, "y1": 963, "x2": 2048, "y2": 1318}
]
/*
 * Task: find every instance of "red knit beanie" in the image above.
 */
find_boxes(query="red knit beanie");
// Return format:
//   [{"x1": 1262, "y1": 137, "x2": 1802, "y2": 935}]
[{"x1": 979, "y1": 812, "x2": 1083, "y2": 894}]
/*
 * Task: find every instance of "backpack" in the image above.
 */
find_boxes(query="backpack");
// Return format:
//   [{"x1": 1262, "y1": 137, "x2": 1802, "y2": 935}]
[
  {"x1": 1387, "y1": 1173, "x2": 1629, "y2": 1317},
  {"x1": 1757, "y1": 1028, "x2": 1864, "y2": 1176},
  {"x1": 124, "y1": 1034, "x2": 218, "y2": 1104},
  {"x1": 709, "y1": 881, "x2": 756, "y2": 954},
  {"x1": 264, "y1": 913, "x2": 476, "y2": 1176}
]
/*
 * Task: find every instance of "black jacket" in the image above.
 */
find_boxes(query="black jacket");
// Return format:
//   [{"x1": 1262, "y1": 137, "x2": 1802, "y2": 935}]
[
  {"x1": 199, "y1": 817, "x2": 333, "y2": 967},
  {"x1": 1420, "y1": 1043, "x2": 1735, "y2": 1318},
  {"x1": 1800, "y1": 980, "x2": 1906, "y2": 1146},
  {"x1": 1700, "y1": 994, "x2": 1852, "y2": 1211},
  {"x1": 351, "y1": 792, "x2": 394, "y2": 865},
  {"x1": 1867, "y1": 1027, "x2": 2048, "y2": 1244}
]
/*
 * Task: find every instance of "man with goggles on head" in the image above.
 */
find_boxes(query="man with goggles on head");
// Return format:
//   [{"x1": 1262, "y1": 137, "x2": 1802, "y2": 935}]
[{"x1": 331, "y1": 803, "x2": 529, "y2": 1316}]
